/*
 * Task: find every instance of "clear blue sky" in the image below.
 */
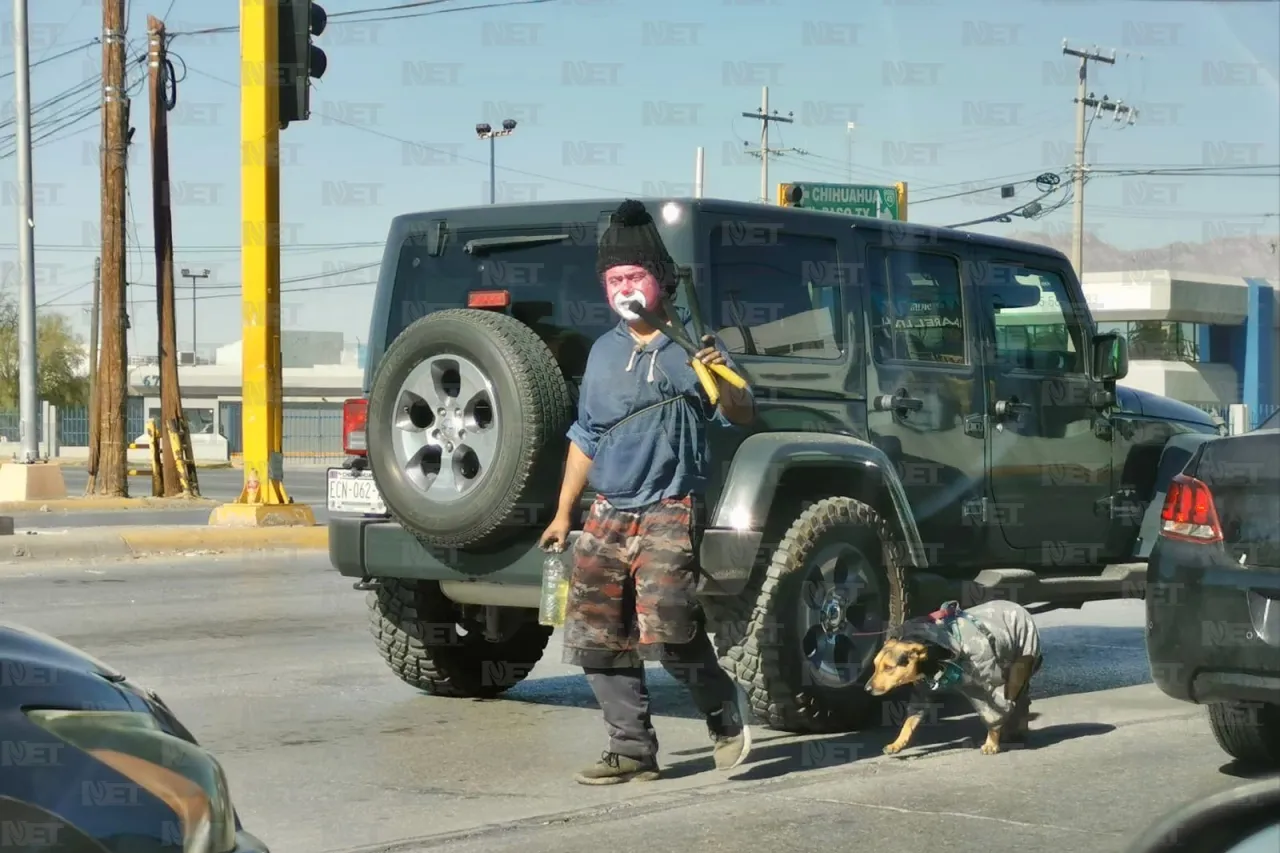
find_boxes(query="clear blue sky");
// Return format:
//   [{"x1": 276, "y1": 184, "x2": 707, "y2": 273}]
[{"x1": 1, "y1": 0, "x2": 1277, "y2": 359}]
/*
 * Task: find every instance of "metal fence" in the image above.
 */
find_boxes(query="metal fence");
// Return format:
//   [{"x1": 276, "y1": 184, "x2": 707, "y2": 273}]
[
  {"x1": 4, "y1": 397, "x2": 1274, "y2": 463},
  {"x1": 1186, "y1": 401, "x2": 1280, "y2": 432},
  {"x1": 0, "y1": 397, "x2": 345, "y2": 463}
]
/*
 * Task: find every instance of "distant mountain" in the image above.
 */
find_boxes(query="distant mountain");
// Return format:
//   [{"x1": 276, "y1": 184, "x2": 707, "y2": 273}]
[{"x1": 1006, "y1": 230, "x2": 1280, "y2": 279}]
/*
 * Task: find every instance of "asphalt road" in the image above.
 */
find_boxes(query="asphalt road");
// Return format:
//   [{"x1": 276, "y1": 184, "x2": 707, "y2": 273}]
[
  {"x1": 10, "y1": 467, "x2": 332, "y2": 529},
  {"x1": 4, "y1": 552, "x2": 1270, "y2": 853}
]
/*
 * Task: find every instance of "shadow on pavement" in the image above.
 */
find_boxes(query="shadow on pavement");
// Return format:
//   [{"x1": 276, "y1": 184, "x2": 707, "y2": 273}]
[
  {"x1": 1217, "y1": 760, "x2": 1280, "y2": 780},
  {"x1": 509, "y1": 623, "x2": 1153, "y2": 717}
]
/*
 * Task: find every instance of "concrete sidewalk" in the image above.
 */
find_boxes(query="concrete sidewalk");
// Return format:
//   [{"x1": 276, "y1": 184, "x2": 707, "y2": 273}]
[
  {"x1": 0, "y1": 523, "x2": 328, "y2": 564},
  {"x1": 0, "y1": 496, "x2": 219, "y2": 513}
]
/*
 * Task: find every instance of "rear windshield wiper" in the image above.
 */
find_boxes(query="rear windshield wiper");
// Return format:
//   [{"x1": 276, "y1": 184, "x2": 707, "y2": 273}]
[{"x1": 464, "y1": 234, "x2": 572, "y2": 255}]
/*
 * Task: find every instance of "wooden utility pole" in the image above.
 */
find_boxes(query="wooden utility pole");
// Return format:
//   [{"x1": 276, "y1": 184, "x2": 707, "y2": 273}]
[
  {"x1": 89, "y1": 0, "x2": 130, "y2": 497},
  {"x1": 84, "y1": 257, "x2": 101, "y2": 485},
  {"x1": 148, "y1": 15, "x2": 182, "y2": 496}
]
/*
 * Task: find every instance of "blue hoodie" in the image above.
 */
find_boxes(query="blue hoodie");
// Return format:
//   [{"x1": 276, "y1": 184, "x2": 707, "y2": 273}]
[{"x1": 566, "y1": 309, "x2": 746, "y2": 511}]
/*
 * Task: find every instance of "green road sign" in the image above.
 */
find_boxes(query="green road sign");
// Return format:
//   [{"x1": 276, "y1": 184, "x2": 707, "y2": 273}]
[{"x1": 780, "y1": 182, "x2": 905, "y2": 220}]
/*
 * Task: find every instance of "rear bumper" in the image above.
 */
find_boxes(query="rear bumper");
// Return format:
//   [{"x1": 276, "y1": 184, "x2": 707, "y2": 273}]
[
  {"x1": 328, "y1": 516, "x2": 763, "y2": 597},
  {"x1": 1146, "y1": 535, "x2": 1280, "y2": 705}
]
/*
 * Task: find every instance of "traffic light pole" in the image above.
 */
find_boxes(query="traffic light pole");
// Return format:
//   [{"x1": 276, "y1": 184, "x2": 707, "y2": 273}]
[{"x1": 211, "y1": 0, "x2": 314, "y2": 527}]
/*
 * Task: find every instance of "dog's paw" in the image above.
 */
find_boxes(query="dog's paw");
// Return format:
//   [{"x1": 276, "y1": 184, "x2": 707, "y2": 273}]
[
  {"x1": 980, "y1": 741, "x2": 1001, "y2": 755},
  {"x1": 883, "y1": 742, "x2": 906, "y2": 756}
]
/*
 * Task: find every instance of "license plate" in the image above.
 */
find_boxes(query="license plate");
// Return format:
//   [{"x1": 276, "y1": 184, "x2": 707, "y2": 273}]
[{"x1": 327, "y1": 468, "x2": 387, "y2": 515}]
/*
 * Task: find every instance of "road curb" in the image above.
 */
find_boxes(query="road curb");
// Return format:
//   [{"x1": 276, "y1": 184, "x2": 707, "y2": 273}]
[
  {"x1": 1, "y1": 525, "x2": 329, "y2": 563},
  {"x1": 0, "y1": 498, "x2": 219, "y2": 513}
]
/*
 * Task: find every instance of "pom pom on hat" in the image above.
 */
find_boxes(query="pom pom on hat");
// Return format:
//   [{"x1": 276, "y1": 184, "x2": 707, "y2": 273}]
[{"x1": 613, "y1": 198, "x2": 652, "y2": 227}]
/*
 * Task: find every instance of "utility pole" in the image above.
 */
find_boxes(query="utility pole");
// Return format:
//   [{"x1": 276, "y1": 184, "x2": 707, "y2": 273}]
[
  {"x1": 741, "y1": 87, "x2": 794, "y2": 204},
  {"x1": 694, "y1": 146, "x2": 704, "y2": 198},
  {"x1": 149, "y1": 14, "x2": 185, "y2": 497},
  {"x1": 1063, "y1": 41, "x2": 1118, "y2": 278},
  {"x1": 846, "y1": 122, "x2": 856, "y2": 182},
  {"x1": 88, "y1": 0, "x2": 131, "y2": 497},
  {"x1": 86, "y1": 257, "x2": 101, "y2": 480},
  {"x1": 10, "y1": 0, "x2": 37, "y2": 465},
  {"x1": 180, "y1": 267, "x2": 209, "y2": 353}
]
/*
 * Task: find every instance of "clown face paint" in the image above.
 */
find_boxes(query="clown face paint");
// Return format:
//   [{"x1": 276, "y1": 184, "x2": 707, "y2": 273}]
[{"x1": 603, "y1": 265, "x2": 662, "y2": 322}]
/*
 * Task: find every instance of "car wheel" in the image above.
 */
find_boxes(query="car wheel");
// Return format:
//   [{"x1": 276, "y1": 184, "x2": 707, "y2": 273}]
[
  {"x1": 366, "y1": 309, "x2": 574, "y2": 550},
  {"x1": 714, "y1": 496, "x2": 911, "y2": 734},
  {"x1": 1208, "y1": 701, "x2": 1280, "y2": 768},
  {"x1": 369, "y1": 579, "x2": 551, "y2": 698}
]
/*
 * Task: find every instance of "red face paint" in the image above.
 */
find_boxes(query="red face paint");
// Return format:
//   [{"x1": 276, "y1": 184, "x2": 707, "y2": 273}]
[{"x1": 603, "y1": 265, "x2": 662, "y2": 321}]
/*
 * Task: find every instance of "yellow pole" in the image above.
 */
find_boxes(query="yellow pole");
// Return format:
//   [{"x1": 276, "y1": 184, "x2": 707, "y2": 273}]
[
  {"x1": 896, "y1": 181, "x2": 908, "y2": 221},
  {"x1": 211, "y1": 0, "x2": 311, "y2": 526}
]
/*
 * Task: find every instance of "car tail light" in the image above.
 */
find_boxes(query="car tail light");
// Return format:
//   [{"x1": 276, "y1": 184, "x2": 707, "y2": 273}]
[
  {"x1": 343, "y1": 398, "x2": 368, "y2": 456},
  {"x1": 468, "y1": 289, "x2": 510, "y2": 309},
  {"x1": 1159, "y1": 474, "x2": 1223, "y2": 543}
]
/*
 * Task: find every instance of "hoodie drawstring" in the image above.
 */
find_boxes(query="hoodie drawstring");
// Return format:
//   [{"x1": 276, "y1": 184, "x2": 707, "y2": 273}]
[{"x1": 624, "y1": 343, "x2": 658, "y2": 383}]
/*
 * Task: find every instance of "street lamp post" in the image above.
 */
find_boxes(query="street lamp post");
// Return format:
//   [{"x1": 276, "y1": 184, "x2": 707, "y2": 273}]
[
  {"x1": 180, "y1": 267, "x2": 210, "y2": 358},
  {"x1": 475, "y1": 119, "x2": 517, "y2": 204}
]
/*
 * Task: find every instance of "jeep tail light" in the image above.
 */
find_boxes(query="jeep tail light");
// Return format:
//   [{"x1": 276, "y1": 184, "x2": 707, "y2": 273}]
[
  {"x1": 343, "y1": 398, "x2": 368, "y2": 456},
  {"x1": 468, "y1": 289, "x2": 510, "y2": 309},
  {"x1": 1159, "y1": 474, "x2": 1223, "y2": 543}
]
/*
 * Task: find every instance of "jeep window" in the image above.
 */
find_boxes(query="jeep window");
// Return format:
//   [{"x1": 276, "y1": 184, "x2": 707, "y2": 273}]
[
  {"x1": 867, "y1": 248, "x2": 966, "y2": 365},
  {"x1": 707, "y1": 227, "x2": 844, "y2": 359},
  {"x1": 987, "y1": 267, "x2": 1084, "y2": 373},
  {"x1": 386, "y1": 227, "x2": 614, "y2": 379}
]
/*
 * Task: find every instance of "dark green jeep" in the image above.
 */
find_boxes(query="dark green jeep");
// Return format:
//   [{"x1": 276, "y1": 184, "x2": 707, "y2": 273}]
[{"x1": 327, "y1": 197, "x2": 1225, "y2": 733}]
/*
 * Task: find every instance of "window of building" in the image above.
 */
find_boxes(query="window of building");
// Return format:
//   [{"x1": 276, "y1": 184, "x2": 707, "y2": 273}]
[
  {"x1": 986, "y1": 268, "x2": 1084, "y2": 372},
  {"x1": 1098, "y1": 320, "x2": 1201, "y2": 363},
  {"x1": 707, "y1": 227, "x2": 844, "y2": 359},
  {"x1": 147, "y1": 407, "x2": 216, "y2": 437},
  {"x1": 867, "y1": 248, "x2": 966, "y2": 365}
]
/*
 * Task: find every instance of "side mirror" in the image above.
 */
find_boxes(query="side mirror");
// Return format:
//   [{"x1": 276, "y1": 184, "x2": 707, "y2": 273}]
[
  {"x1": 1126, "y1": 777, "x2": 1280, "y2": 853},
  {"x1": 1091, "y1": 332, "x2": 1128, "y2": 382}
]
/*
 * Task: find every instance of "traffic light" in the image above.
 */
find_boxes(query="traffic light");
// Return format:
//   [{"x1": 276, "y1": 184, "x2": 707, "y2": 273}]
[
  {"x1": 778, "y1": 183, "x2": 804, "y2": 207},
  {"x1": 278, "y1": 0, "x2": 327, "y2": 128}
]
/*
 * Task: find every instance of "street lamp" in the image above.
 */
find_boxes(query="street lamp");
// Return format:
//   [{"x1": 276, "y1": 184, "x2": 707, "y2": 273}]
[
  {"x1": 475, "y1": 119, "x2": 517, "y2": 204},
  {"x1": 180, "y1": 267, "x2": 210, "y2": 357}
]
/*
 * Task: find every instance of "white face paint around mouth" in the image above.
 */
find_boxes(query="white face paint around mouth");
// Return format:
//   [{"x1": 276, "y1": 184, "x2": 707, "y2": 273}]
[{"x1": 612, "y1": 290, "x2": 646, "y2": 321}]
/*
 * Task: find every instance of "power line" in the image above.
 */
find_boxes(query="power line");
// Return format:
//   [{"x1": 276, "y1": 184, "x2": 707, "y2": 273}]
[
  {"x1": 0, "y1": 240, "x2": 384, "y2": 253},
  {"x1": 168, "y1": 0, "x2": 555, "y2": 38},
  {"x1": 45, "y1": 278, "x2": 377, "y2": 310},
  {"x1": 0, "y1": 38, "x2": 101, "y2": 80}
]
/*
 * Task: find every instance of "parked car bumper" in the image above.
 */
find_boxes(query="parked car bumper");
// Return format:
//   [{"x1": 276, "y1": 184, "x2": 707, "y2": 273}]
[{"x1": 1146, "y1": 535, "x2": 1280, "y2": 705}]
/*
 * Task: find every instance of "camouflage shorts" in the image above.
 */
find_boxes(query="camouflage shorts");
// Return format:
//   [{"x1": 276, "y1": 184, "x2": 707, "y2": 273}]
[{"x1": 561, "y1": 495, "x2": 700, "y2": 669}]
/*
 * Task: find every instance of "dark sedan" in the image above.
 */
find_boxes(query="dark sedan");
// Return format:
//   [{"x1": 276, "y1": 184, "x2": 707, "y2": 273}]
[
  {"x1": 1146, "y1": 406, "x2": 1280, "y2": 768},
  {"x1": 0, "y1": 621, "x2": 269, "y2": 853}
]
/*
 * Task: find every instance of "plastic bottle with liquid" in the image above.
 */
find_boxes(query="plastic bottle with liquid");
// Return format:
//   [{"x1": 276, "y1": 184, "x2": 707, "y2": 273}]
[{"x1": 538, "y1": 546, "x2": 571, "y2": 627}]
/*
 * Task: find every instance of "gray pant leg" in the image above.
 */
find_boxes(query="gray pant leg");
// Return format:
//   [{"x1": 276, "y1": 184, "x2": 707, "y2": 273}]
[
  {"x1": 584, "y1": 667, "x2": 658, "y2": 760},
  {"x1": 659, "y1": 625, "x2": 739, "y2": 719}
]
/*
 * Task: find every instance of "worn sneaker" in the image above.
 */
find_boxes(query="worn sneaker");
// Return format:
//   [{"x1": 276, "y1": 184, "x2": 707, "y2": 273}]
[
  {"x1": 574, "y1": 751, "x2": 661, "y2": 785},
  {"x1": 707, "y1": 694, "x2": 753, "y2": 771}
]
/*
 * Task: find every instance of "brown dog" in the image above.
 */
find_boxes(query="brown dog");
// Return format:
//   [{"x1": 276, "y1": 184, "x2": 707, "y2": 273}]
[{"x1": 865, "y1": 600, "x2": 1042, "y2": 756}]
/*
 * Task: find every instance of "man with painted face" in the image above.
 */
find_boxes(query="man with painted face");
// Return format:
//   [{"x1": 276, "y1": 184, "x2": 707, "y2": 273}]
[{"x1": 539, "y1": 199, "x2": 756, "y2": 784}]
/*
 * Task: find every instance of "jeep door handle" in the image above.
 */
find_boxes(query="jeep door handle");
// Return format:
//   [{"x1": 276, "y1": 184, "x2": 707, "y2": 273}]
[
  {"x1": 873, "y1": 390, "x2": 924, "y2": 413},
  {"x1": 993, "y1": 398, "x2": 1032, "y2": 419}
]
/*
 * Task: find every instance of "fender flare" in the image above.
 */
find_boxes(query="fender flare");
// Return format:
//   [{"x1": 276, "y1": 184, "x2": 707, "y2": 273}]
[
  {"x1": 711, "y1": 431, "x2": 929, "y2": 569},
  {"x1": 1132, "y1": 432, "x2": 1220, "y2": 560}
]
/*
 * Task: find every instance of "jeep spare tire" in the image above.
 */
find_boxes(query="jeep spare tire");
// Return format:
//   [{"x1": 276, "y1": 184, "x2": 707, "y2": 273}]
[{"x1": 367, "y1": 309, "x2": 574, "y2": 550}]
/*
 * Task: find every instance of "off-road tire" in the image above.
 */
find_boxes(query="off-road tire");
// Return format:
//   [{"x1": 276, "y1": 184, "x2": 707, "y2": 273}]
[
  {"x1": 712, "y1": 496, "x2": 910, "y2": 734},
  {"x1": 369, "y1": 579, "x2": 551, "y2": 698},
  {"x1": 1208, "y1": 701, "x2": 1280, "y2": 768},
  {"x1": 366, "y1": 309, "x2": 574, "y2": 551}
]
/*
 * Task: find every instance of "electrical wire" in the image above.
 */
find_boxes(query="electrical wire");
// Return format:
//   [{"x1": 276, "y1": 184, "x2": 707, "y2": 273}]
[
  {"x1": 169, "y1": 0, "x2": 556, "y2": 38},
  {"x1": 0, "y1": 38, "x2": 102, "y2": 81}
]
